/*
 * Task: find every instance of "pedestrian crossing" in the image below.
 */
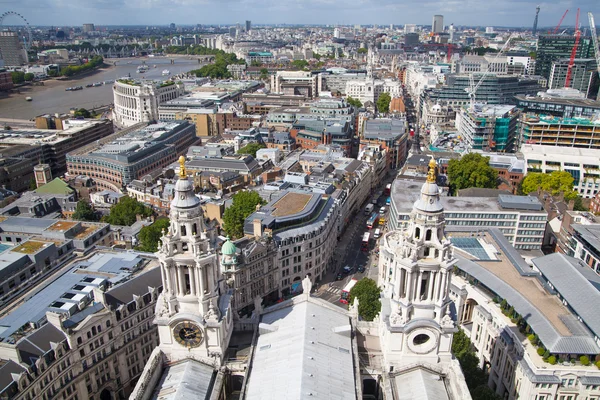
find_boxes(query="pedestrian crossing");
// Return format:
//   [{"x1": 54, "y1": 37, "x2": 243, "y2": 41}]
[{"x1": 325, "y1": 287, "x2": 341, "y2": 295}]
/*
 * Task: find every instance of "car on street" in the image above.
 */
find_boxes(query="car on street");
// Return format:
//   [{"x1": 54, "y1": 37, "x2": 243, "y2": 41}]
[
  {"x1": 379, "y1": 206, "x2": 386, "y2": 214},
  {"x1": 357, "y1": 265, "x2": 366, "y2": 273},
  {"x1": 342, "y1": 265, "x2": 353, "y2": 274},
  {"x1": 336, "y1": 273, "x2": 343, "y2": 281}
]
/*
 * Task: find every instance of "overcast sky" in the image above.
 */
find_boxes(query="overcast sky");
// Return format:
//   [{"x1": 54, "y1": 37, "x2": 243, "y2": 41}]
[{"x1": 1, "y1": 0, "x2": 599, "y2": 28}]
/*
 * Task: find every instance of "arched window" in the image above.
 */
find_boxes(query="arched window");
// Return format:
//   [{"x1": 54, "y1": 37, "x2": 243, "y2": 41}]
[
  {"x1": 415, "y1": 227, "x2": 420, "y2": 239},
  {"x1": 181, "y1": 225, "x2": 187, "y2": 236},
  {"x1": 425, "y1": 229, "x2": 432, "y2": 241}
]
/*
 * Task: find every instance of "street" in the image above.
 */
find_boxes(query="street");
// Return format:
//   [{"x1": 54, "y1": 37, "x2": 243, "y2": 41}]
[{"x1": 313, "y1": 176, "x2": 394, "y2": 308}]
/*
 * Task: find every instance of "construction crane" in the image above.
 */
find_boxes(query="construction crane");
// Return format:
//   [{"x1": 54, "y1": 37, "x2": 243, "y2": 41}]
[
  {"x1": 465, "y1": 34, "x2": 517, "y2": 111},
  {"x1": 553, "y1": 9, "x2": 569, "y2": 34},
  {"x1": 564, "y1": 8, "x2": 581, "y2": 88},
  {"x1": 588, "y1": 12, "x2": 600, "y2": 101}
]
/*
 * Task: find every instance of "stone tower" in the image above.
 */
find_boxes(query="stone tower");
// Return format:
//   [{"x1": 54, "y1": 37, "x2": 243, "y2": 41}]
[
  {"x1": 378, "y1": 158, "x2": 457, "y2": 368},
  {"x1": 154, "y1": 156, "x2": 233, "y2": 365}
]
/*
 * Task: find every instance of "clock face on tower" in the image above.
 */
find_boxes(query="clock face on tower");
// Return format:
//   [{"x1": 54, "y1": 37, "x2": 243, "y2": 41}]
[{"x1": 172, "y1": 321, "x2": 203, "y2": 348}]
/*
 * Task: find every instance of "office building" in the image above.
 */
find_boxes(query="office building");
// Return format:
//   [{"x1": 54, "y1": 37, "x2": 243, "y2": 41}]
[
  {"x1": 519, "y1": 114, "x2": 600, "y2": 149},
  {"x1": 423, "y1": 74, "x2": 544, "y2": 111},
  {"x1": 535, "y1": 34, "x2": 594, "y2": 79},
  {"x1": 245, "y1": 20, "x2": 251, "y2": 32},
  {"x1": 112, "y1": 79, "x2": 184, "y2": 128},
  {"x1": 432, "y1": 15, "x2": 444, "y2": 33},
  {"x1": 389, "y1": 177, "x2": 548, "y2": 249},
  {"x1": 320, "y1": 69, "x2": 367, "y2": 95},
  {"x1": 361, "y1": 118, "x2": 409, "y2": 170},
  {"x1": 548, "y1": 58, "x2": 597, "y2": 97},
  {"x1": 521, "y1": 144, "x2": 600, "y2": 198},
  {"x1": 451, "y1": 232, "x2": 600, "y2": 400},
  {"x1": 569, "y1": 224, "x2": 600, "y2": 273},
  {"x1": 82, "y1": 23, "x2": 95, "y2": 33},
  {"x1": 270, "y1": 71, "x2": 323, "y2": 98},
  {"x1": 344, "y1": 48, "x2": 402, "y2": 104},
  {"x1": 0, "y1": 68, "x2": 14, "y2": 91},
  {"x1": 0, "y1": 120, "x2": 113, "y2": 192},
  {"x1": 0, "y1": 250, "x2": 162, "y2": 400},
  {"x1": 0, "y1": 31, "x2": 27, "y2": 66},
  {"x1": 377, "y1": 159, "x2": 471, "y2": 396},
  {"x1": 290, "y1": 117, "x2": 354, "y2": 155},
  {"x1": 515, "y1": 93, "x2": 600, "y2": 118},
  {"x1": 457, "y1": 105, "x2": 521, "y2": 152},
  {"x1": 66, "y1": 121, "x2": 198, "y2": 191}
]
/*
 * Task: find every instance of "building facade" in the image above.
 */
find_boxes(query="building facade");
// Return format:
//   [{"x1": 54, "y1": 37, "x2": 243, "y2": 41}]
[
  {"x1": 112, "y1": 79, "x2": 184, "y2": 128},
  {"x1": 457, "y1": 105, "x2": 521, "y2": 152},
  {"x1": 535, "y1": 34, "x2": 594, "y2": 79},
  {"x1": 548, "y1": 58, "x2": 597, "y2": 97},
  {"x1": 0, "y1": 31, "x2": 27, "y2": 66}
]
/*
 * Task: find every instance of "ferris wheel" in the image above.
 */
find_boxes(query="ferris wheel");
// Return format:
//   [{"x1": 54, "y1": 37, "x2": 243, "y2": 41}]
[{"x1": 0, "y1": 11, "x2": 32, "y2": 51}]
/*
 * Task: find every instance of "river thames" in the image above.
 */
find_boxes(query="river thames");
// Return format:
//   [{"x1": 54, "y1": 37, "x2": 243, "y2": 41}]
[{"x1": 0, "y1": 57, "x2": 203, "y2": 120}]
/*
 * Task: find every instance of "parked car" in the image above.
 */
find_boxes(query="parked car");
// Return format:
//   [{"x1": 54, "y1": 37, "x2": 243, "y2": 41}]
[
  {"x1": 336, "y1": 273, "x2": 343, "y2": 281},
  {"x1": 342, "y1": 265, "x2": 353, "y2": 274},
  {"x1": 357, "y1": 265, "x2": 366, "y2": 273},
  {"x1": 379, "y1": 206, "x2": 386, "y2": 214}
]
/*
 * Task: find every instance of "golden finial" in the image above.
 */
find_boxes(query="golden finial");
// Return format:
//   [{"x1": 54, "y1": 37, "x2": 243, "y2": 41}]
[
  {"x1": 178, "y1": 155, "x2": 187, "y2": 179},
  {"x1": 427, "y1": 158, "x2": 437, "y2": 183}
]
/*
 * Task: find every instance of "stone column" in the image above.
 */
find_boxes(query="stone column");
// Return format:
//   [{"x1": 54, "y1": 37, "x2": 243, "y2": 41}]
[
  {"x1": 177, "y1": 266, "x2": 186, "y2": 296},
  {"x1": 406, "y1": 271, "x2": 413, "y2": 301},
  {"x1": 416, "y1": 271, "x2": 423, "y2": 301},
  {"x1": 189, "y1": 267, "x2": 196, "y2": 296},
  {"x1": 428, "y1": 271, "x2": 435, "y2": 300},
  {"x1": 199, "y1": 263, "x2": 206, "y2": 295}
]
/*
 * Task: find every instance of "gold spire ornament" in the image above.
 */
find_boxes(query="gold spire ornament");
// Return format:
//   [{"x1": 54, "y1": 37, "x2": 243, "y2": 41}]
[
  {"x1": 179, "y1": 156, "x2": 187, "y2": 179},
  {"x1": 426, "y1": 158, "x2": 437, "y2": 183}
]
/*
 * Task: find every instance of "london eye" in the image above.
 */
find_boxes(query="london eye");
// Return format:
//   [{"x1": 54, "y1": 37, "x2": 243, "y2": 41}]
[{"x1": 0, "y1": 11, "x2": 32, "y2": 51}]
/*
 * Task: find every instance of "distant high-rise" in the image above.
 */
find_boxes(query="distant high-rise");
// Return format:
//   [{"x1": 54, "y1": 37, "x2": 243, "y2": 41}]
[
  {"x1": 245, "y1": 20, "x2": 251, "y2": 32},
  {"x1": 169, "y1": 22, "x2": 175, "y2": 29},
  {"x1": 533, "y1": 5, "x2": 540, "y2": 36},
  {"x1": 432, "y1": 15, "x2": 444, "y2": 33},
  {"x1": 82, "y1": 23, "x2": 95, "y2": 33},
  {"x1": 535, "y1": 35, "x2": 594, "y2": 79},
  {"x1": 404, "y1": 24, "x2": 417, "y2": 34},
  {"x1": 0, "y1": 31, "x2": 27, "y2": 66}
]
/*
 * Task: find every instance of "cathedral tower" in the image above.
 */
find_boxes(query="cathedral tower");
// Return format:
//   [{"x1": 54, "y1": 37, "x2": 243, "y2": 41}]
[
  {"x1": 378, "y1": 158, "x2": 457, "y2": 368},
  {"x1": 154, "y1": 156, "x2": 233, "y2": 365}
]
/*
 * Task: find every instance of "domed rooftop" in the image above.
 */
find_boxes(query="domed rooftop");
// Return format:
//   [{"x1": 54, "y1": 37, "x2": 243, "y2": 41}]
[
  {"x1": 413, "y1": 158, "x2": 443, "y2": 213},
  {"x1": 221, "y1": 237, "x2": 237, "y2": 256},
  {"x1": 170, "y1": 156, "x2": 201, "y2": 210}
]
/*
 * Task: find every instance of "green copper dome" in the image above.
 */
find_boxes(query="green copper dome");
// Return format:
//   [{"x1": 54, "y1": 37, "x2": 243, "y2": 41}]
[{"x1": 221, "y1": 237, "x2": 237, "y2": 256}]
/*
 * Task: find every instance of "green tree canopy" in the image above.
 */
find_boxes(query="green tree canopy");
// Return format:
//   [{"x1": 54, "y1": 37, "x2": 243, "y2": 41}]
[
  {"x1": 237, "y1": 142, "x2": 266, "y2": 158},
  {"x1": 346, "y1": 96, "x2": 363, "y2": 108},
  {"x1": 291, "y1": 59, "x2": 309, "y2": 69},
  {"x1": 103, "y1": 196, "x2": 152, "y2": 226},
  {"x1": 376, "y1": 92, "x2": 391, "y2": 114},
  {"x1": 348, "y1": 278, "x2": 381, "y2": 321},
  {"x1": 24, "y1": 73, "x2": 34, "y2": 82},
  {"x1": 259, "y1": 68, "x2": 269, "y2": 79},
  {"x1": 29, "y1": 177, "x2": 37, "y2": 191},
  {"x1": 74, "y1": 108, "x2": 91, "y2": 118},
  {"x1": 521, "y1": 171, "x2": 578, "y2": 200},
  {"x1": 136, "y1": 218, "x2": 170, "y2": 253},
  {"x1": 223, "y1": 191, "x2": 266, "y2": 239},
  {"x1": 357, "y1": 47, "x2": 368, "y2": 54},
  {"x1": 447, "y1": 153, "x2": 498, "y2": 193},
  {"x1": 11, "y1": 71, "x2": 25, "y2": 84},
  {"x1": 72, "y1": 200, "x2": 98, "y2": 222}
]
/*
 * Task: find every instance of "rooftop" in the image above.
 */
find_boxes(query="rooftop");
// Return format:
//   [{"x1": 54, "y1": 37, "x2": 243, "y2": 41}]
[
  {"x1": 47, "y1": 220, "x2": 78, "y2": 232},
  {"x1": 11, "y1": 240, "x2": 47, "y2": 254},
  {"x1": 245, "y1": 298, "x2": 356, "y2": 399},
  {"x1": 270, "y1": 192, "x2": 312, "y2": 217},
  {"x1": 452, "y1": 229, "x2": 600, "y2": 354}
]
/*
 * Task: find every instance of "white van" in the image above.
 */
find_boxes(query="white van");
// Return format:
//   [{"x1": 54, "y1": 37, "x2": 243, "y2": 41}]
[
  {"x1": 374, "y1": 228, "x2": 381, "y2": 239},
  {"x1": 364, "y1": 204, "x2": 374, "y2": 215}
]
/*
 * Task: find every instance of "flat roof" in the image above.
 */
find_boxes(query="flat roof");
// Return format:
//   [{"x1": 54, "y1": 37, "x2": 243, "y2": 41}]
[
  {"x1": 246, "y1": 299, "x2": 356, "y2": 399},
  {"x1": 452, "y1": 229, "x2": 600, "y2": 354},
  {"x1": 270, "y1": 192, "x2": 312, "y2": 217},
  {"x1": 0, "y1": 252, "x2": 151, "y2": 343},
  {"x1": 515, "y1": 94, "x2": 600, "y2": 108},
  {"x1": 572, "y1": 224, "x2": 600, "y2": 252}
]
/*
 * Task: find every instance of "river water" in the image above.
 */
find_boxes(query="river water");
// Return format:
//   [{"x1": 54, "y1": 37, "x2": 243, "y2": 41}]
[{"x1": 0, "y1": 57, "x2": 203, "y2": 120}]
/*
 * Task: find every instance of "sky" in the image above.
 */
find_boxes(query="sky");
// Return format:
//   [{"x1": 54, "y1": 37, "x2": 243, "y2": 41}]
[{"x1": 0, "y1": 0, "x2": 599, "y2": 28}]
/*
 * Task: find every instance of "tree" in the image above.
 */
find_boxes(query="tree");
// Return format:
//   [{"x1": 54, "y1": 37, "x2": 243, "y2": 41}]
[
  {"x1": 250, "y1": 60, "x2": 262, "y2": 67},
  {"x1": 237, "y1": 142, "x2": 266, "y2": 158},
  {"x1": 74, "y1": 108, "x2": 91, "y2": 118},
  {"x1": 29, "y1": 177, "x2": 37, "y2": 191},
  {"x1": 222, "y1": 191, "x2": 266, "y2": 239},
  {"x1": 447, "y1": 153, "x2": 498, "y2": 193},
  {"x1": 11, "y1": 71, "x2": 25, "y2": 84},
  {"x1": 72, "y1": 200, "x2": 98, "y2": 221},
  {"x1": 521, "y1": 171, "x2": 579, "y2": 200},
  {"x1": 259, "y1": 68, "x2": 269, "y2": 80},
  {"x1": 452, "y1": 329, "x2": 494, "y2": 397},
  {"x1": 471, "y1": 385, "x2": 503, "y2": 400},
  {"x1": 103, "y1": 196, "x2": 152, "y2": 226},
  {"x1": 47, "y1": 69, "x2": 58, "y2": 77},
  {"x1": 348, "y1": 278, "x2": 381, "y2": 321},
  {"x1": 346, "y1": 96, "x2": 362, "y2": 108},
  {"x1": 291, "y1": 59, "x2": 309, "y2": 70},
  {"x1": 357, "y1": 47, "x2": 368, "y2": 54},
  {"x1": 376, "y1": 92, "x2": 391, "y2": 114},
  {"x1": 24, "y1": 73, "x2": 35, "y2": 82},
  {"x1": 136, "y1": 218, "x2": 170, "y2": 253}
]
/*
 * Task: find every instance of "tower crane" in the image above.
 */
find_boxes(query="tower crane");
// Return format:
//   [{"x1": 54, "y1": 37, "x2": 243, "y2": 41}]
[
  {"x1": 588, "y1": 12, "x2": 600, "y2": 101},
  {"x1": 465, "y1": 33, "x2": 517, "y2": 111},
  {"x1": 564, "y1": 8, "x2": 581, "y2": 89},
  {"x1": 553, "y1": 9, "x2": 569, "y2": 34}
]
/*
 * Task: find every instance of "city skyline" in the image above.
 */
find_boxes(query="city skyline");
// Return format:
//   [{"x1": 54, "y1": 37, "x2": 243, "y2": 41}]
[{"x1": 1, "y1": 0, "x2": 599, "y2": 28}]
